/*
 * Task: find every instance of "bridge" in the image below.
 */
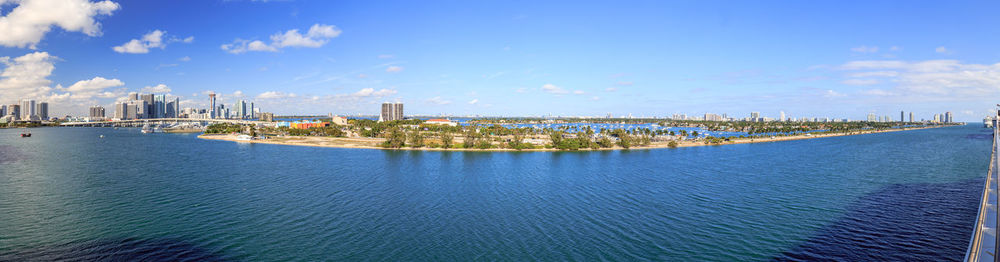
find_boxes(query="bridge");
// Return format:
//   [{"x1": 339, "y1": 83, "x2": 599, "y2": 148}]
[
  {"x1": 967, "y1": 117, "x2": 999, "y2": 262},
  {"x1": 60, "y1": 118, "x2": 276, "y2": 127}
]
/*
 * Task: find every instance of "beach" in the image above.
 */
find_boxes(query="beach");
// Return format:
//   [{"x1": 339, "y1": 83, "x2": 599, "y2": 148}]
[{"x1": 198, "y1": 125, "x2": 949, "y2": 151}]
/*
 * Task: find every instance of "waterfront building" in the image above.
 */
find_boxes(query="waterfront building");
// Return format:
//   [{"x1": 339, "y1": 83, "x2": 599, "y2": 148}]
[
  {"x1": 0, "y1": 105, "x2": 4, "y2": 117},
  {"x1": 900, "y1": 111, "x2": 904, "y2": 123},
  {"x1": 946, "y1": 112, "x2": 953, "y2": 123},
  {"x1": 19, "y1": 99, "x2": 35, "y2": 120},
  {"x1": 380, "y1": 102, "x2": 404, "y2": 122},
  {"x1": 779, "y1": 111, "x2": 785, "y2": 122},
  {"x1": 128, "y1": 92, "x2": 138, "y2": 101},
  {"x1": 909, "y1": 112, "x2": 914, "y2": 122},
  {"x1": 89, "y1": 106, "x2": 105, "y2": 119},
  {"x1": 141, "y1": 94, "x2": 154, "y2": 119},
  {"x1": 113, "y1": 102, "x2": 124, "y2": 119},
  {"x1": 289, "y1": 120, "x2": 330, "y2": 129},
  {"x1": 7, "y1": 104, "x2": 19, "y2": 120},
  {"x1": 236, "y1": 100, "x2": 247, "y2": 119},
  {"x1": 933, "y1": 114, "x2": 941, "y2": 123},
  {"x1": 153, "y1": 94, "x2": 166, "y2": 118},
  {"x1": 867, "y1": 113, "x2": 876, "y2": 122},
  {"x1": 37, "y1": 102, "x2": 48, "y2": 120}
]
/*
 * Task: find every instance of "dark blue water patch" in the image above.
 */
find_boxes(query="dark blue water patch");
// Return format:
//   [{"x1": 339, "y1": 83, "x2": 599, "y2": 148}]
[
  {"x1": 966, "y1": 134, "x2": 993, "y2": 140},
  {"x1": 0, "y1": 237, "x2": 229, "y2": 262},
  {"x1": 773, "y1": 179, "x2": 981, "y2": 261},
  {"x1": 0, "y1": 145, "x2": 21, "y2": 164}
]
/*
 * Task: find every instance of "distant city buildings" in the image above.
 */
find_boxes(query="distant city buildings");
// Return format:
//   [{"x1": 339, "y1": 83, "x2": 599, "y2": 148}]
[
  {"x1": 379, "y1": 102, "x2": 404, "y2": 122},
  {"x1": 89, "y1": 106, "x2": 106, "y2": 119}
]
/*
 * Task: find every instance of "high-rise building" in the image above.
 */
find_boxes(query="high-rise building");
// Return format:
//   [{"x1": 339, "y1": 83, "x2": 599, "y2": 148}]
[
  {"x1": 909, "y1": 112, "x2": 914, "y2": 122},
  {"x1": 90, "y1": 105, "x2": 105, "y2": 118},
  {"x1": 7, "y1": 104, "x2": 19, "y2": 120},
  {"x1": 36, "y1": 102, "x2": 48, "y2": 120},
  {"x1": 128, "y1": 92, "x2": 139, "y2": 101},
  {"x1": 933, "y1": 114, "x2": 941, "y2": 123},
  {"x1": 867, "y1": 113, "x2": 877, "y2": 122},
  {"x1": 250, "y1": 102, "x2": 255, "y2": 119},
  {"x1": 946, "y1": 111, "x2": 953, "y2": 123},
  {"x1": 779, "y1": 111, "x2": 785, "y2": 122},
  {"x1": 154, "y1": 94, "x2": 166, "y2": 118},
  {"x1": 0, "y1": 105, "x2": 4, "y2": 117},
  {"x1": 237, "y1": 100, "x2": 247, "y2": 119},
  {"x1": 900, "y1": 111, "x2": 904, "y2": 123},
  {"x1": 141, "y1": 94, "x2": 154, "y2": 119},
  {"x1": 380, "y1": 102, "x2": 404, "y2": 122},
  {"x1": 19, "y1": 99, "x2": 36, "y2": 120},
  {"x1": 209, "y1": 93, "x2": 217, "y2": 119},
  {"x1": 113, "y1": 102, "x2": 125, "y2": 119}
]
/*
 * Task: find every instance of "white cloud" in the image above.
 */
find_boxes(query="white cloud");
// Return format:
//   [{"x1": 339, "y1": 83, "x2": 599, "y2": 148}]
[
  {"x1": 615, "y1": 81, "x2": 633, "y2": 86},
  {"x1": 179, "y1": 56, "x2": 191, "y2": 62},
  {"x1": 0, "y1": 0, "x2": 119, "y2": 49},
  {"x1": 824, "y1": 90, "x2": 846, "y2": 98},
  {"x1": 222, "y1": 24, "x2": 340, "y2": 54},
  {"x1": 426, "y1": 96, "x2": 451, "y2": 105},
  {"x1": 112, "y1": 30, "x2": 193, "y2": 54},
  {"x1": 889, "y1": 46, "x2": 901, "y2": 51},
  {"x1": 935, "y1": 46, "x2": 950, "y2": 54},
  {"x1": 61, "y1": 76, "x2": 124, "y2": 100},
  {"x1": 541, "y1": 83, "x2": 568, "y2": 94},
  {"x1": 848, "y1": 71, "x2": 898, "y2": 78},
  {"x1": 861, "y1": 89, "x2": 896, "y2": 96},
  {"x1": 468, "y1": 99, "x2": 478, "y2": 105},
  {"x1": 256, "y1": 91, "x2": 297, "y2": 99},
  {"x1": 839, "y1": 59, "x2": 1000, "y2": 98},
  {"x1": 591, "y1": 96, "x2": 600, "y2": 101},
  {"x1": 605, "y1": 87, "x2": 618, "y2": 92},
  {"x1": 351, "y1": 88, "x2": 396, "y2": 97},
  {"x1": 0, "y1": 52, "x2": 57, "y2": 102},
  {"x1": 220, "y1": 39, "x2": 277, "y2": 54},
  {"x1": 841, "y1": 79, "x2": 880, "y2": 86},
  {"x1": 385, "y1": 66, "x2": 403, "y2": 73},
  {"x1": 140, "y1": 84, "x2": 171, "y2": 93},
  {"x1": 357, "y1": 73, "x2": 367, "y2": 78},
  {"x1": 850, "y1": 46, "x2": 879, "y2": 53},
  {"x1": 573, "y1": 90, "x2": 585, "y2": 95}
]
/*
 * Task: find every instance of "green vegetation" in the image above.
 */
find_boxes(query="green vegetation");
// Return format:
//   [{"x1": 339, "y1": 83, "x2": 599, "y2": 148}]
[{"x1": 205, "y1": 123, "x2": 243, "y2": 134}]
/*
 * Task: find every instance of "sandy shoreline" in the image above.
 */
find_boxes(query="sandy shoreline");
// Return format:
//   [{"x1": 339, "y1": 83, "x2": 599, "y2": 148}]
[{"x1": 198, "y1": 125, "x2": 950, "y2": 152}]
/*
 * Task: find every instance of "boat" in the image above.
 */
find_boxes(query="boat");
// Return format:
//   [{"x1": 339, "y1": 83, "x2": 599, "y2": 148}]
[
  {"x1": 141, "y1": 123, "x2": 153, "y2": 133},
  {"x1": 235, "y1": 134, "x2": 254, "y2": 141},
  {"x1": 20, "y1": 128, "x2": 30, "y2": 137}
]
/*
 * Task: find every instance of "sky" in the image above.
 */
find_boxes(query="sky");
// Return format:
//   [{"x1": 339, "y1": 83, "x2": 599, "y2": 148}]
[{"x1": 0, "y1": 0, "x2": 998, "y2": 121}]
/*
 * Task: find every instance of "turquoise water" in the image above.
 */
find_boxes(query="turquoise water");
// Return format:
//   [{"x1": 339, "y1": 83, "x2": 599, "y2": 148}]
[{"x1": 0, "y1": 125, "x2": 989, "y2": 261}]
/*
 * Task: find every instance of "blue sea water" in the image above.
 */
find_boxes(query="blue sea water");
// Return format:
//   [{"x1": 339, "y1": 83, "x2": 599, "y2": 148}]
[{"x1": 0, "y1": 124, "x2": 989, "y2": 261}]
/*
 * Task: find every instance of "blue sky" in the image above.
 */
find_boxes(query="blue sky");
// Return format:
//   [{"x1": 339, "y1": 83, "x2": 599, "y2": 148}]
[{"x1": 0, "y1": 0, "x2": 998, "y2": 121}]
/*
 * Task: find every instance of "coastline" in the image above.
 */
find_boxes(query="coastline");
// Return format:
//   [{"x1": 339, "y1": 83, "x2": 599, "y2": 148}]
[{"x1": 197, "y1": 125, "x2": 952, "y2": 151}]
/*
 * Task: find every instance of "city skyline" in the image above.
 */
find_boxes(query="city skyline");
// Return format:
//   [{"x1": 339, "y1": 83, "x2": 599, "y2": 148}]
[{"x1": 0, "y1": 1, "x2": 997, "y2": 120}]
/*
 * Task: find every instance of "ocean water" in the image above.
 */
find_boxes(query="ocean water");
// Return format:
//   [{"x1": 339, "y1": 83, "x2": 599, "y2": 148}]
[{"x1": 0, "y1": 124, "x2": 989, "y2": 261}]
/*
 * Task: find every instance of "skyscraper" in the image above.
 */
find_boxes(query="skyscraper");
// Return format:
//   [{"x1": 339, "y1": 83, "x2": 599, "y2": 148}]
[
  {"x1": 900, "y1": 111, "x2": 904, "y2": 123},
  {"x1": 141, "y1": 94, "x2": 154, "y2": 118},
  {"x1": 154, "y1": 94, "x2": 166, "y2": 118},
  {"x1": 128, "y1": 92, "x2": 139, "y2": 101},
  {"x1": 19, "y1": 99, "x2": 35, "y2": 120},
  {"x1": 209, "y1": 93, "x2": 217, "y2": 119},
  {"x1": 7, "y1": 104, "x2": 19, "y2": 120},
  {"x1": 380, "y1": 102, "x2": 404, "y2": 122},
  {"x1": 909, "y1": 112, "x2": 914, "y2": 122},
  {"x1": 36, "y1": 102, "x2": 48, "y2": 120},
  {"x1": 867, "y1": 113, "x2": 876, "y2": 122},
  {"x1": 237, "y1": 100, "x2": 247, "y2": 119},
  {"x1": 779, "y1": 111, "x2": 785, "y2": 122},
  {"x1": 90, "y1": 105, "x2": 105, "y2": 118},
  {"x1": 946, "y1": 111, "x2": 953, "y2": 123}
]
